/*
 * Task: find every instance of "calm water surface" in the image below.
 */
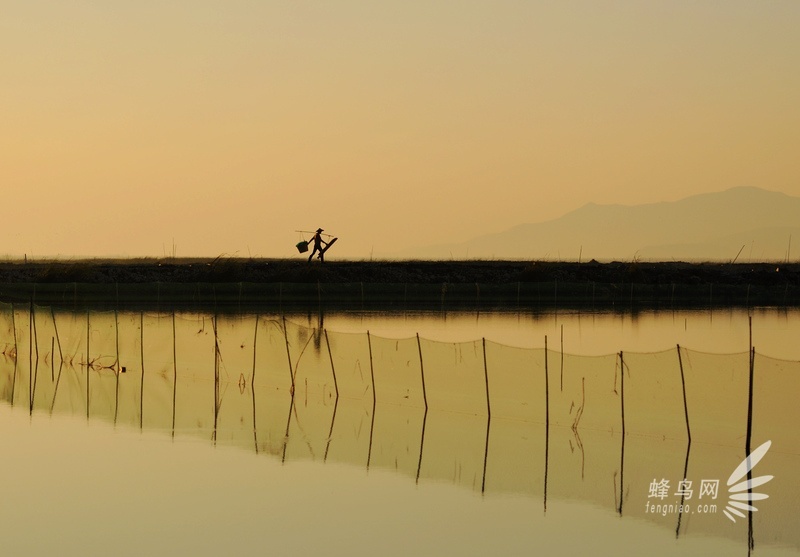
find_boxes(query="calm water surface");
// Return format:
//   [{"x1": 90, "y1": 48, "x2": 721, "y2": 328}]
[{"x1": 1, "y1": 307, "x2": 798, "y2": 556}]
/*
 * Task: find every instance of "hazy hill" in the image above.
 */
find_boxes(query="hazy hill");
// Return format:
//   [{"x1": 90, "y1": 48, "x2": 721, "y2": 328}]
[{"x1": 405, "y1": 187, "x2": 800, "y2": 262}]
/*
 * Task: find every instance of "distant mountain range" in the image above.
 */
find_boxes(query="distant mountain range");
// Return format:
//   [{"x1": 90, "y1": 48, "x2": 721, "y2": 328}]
[{"x1": 406, "y1": 187, "x2": 800, "y2": 262}]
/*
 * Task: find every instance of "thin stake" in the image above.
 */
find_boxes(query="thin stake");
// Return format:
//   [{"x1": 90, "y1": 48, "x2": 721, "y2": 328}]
[
  {"x1": 140, "y1": 311, "x2": 145, "y2": 429},
  {"x1": 560, "y1": 324, "x2": 564, "y2": 392},
  {"x1": 10, "y1": 304, "x2": 17, "y2": 406},
  {"x1": 282, "y1": 394, "x2": 294, "y2": 464},
  {"x1": 676, "y1": 345, "x2": 691, "y2": 443},
  {"x1": 251, "y1": 314, "x2": 259, "y2": 454},
  {"x1": 620, "y1": 351, "x2": 626, "y2": 438},
  {"x1": 416, "y1": 333, "x2": 427, "y2": 410},
  {"x1": 86, "y1": 309, "x2": 90, "y2": 419},
  {"x1": 323, "y1": 396, "x2": 338, "y2": 462},
  {"x1": 28, "y1": 302, "x2": 33, "y2": 412},
  {"x1": 252, "y1": 315, "x2": 259, "y2": 385},
  {"x1": 746, "y1": 321, "x2": 754, "y2": 456},
  {"x1": 31, "y1": 300, "x2": 38, "y2": 362},
  {"x1": 366, "y1": 331, "x2": 376, "y2": 468},
  {"x1": 50, "y1": 337, "x2": 54, "y2": 382},
  {"x1": 481, "y1": 338, "x2": 491, "y2": 493},
  {"x1": 49, "y1": 361, "x2": 64, "y2": 414},
  {"x1": 732, "y1": 244, "x2": 745, "y2": 264},
  {"x1": 251, "y1": 370, "x2": 259, "y2": 455},
  {"x1": 544, "y1": 336, "x2": 550, "y2": 431},
  {"x1": 324, "y1": 329, "x2": 338, "y2": 398},
  {"x1": 213, "y1": 314, "x2": 220, "y2": 442},
  {"x1": 481, "y1": 411, "x2": 491, "y2": 494},
  {"x1": 367, "y1": 331, "x2": 376, "y2": 406},
  {"x1": 618, "y1": 351, "x2": 626, "y2": 515},
  {"x1": 30, "y1": 359, "x2": 39, "y2": 414},
  {"x1": 543, "y1": 335, "x2": 550, "y2": 512},
  {"x1": 172, "y1": 311, "x2": 177, "y2": 438},
  {"x1": 28, "y1": 301, "x2": 33, "y2": 414},
  {"x1": 50, "y1": 307, "x2": 62, "y2": 364},
  {"x1": 416, "y1": 402, "x2": 428, "y2": 485},
  {"x1": 282, "y1": 316, "x2": 295, "y2": 393},
  {"x1": 114, "y1": 307, "x2": 120, "y2": 371},
  {"x1": 747, "y1": 339, "x2": 756, "y2": 552},
  {"x1": 114, "y1": 307, "x2": 120, "y2": 425},
  {"x1": 11, "y1": 303, "x2": 17, "y2": 360},
  {"x1": 788, "y1": 234, "x2": 792, "y2": 263},
  {"x1": 675, "y1": 439, "x2": 692, "y2": 538},
  {"x1": 482, "y1": 338, "x2": 491, "y2": 419}
]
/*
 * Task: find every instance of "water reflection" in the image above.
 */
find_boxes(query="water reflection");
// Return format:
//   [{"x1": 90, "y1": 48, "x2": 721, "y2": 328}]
[{"x1": 1, "y1": 305, "x2": 799, "y2": 555}]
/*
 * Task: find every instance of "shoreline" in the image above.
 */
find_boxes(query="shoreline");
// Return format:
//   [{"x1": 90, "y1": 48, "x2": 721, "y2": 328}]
[{"x1": 0, "y1": 259, "x2": 798, "y2": 310}]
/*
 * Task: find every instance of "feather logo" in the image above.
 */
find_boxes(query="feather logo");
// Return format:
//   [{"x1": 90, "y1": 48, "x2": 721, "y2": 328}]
[{"x1": 723, "y1": 440, "x2": 773, "y2": 523}]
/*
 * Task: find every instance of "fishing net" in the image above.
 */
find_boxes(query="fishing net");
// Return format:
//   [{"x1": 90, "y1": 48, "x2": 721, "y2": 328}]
[{"x1": 0, "y1": 305, "x2": 798, "y2": 547}]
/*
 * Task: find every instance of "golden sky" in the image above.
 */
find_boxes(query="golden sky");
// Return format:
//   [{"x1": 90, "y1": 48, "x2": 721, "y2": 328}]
[{"x1": 2, "y1": 1, "x2": 799, "y2": 259}]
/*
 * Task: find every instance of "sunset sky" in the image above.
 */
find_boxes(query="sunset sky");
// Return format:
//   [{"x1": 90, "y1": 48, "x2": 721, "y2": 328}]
[{"x1": 3, "y1": 1, "x2": 799, "y2": 259}]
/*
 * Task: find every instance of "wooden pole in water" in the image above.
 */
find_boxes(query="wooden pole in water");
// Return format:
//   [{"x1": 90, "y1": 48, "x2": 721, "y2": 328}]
[
  {"x1": 675, "y1": 438, "x2": 692, "y2": 538},
  {"x1": 676, "y1": 345, "x2": 691, "y2": 443},
  {"x1": 416, "y1": 332, "x2": 428, "y2": 484},
  {"x1": 212, "y1": 314, "x2": 219, "y2": 442},
  {"x1": 49, "y1": 360, "x2": 64, "y2": 415},
  {"x1": 140, "y1": 311, "x2": 145, "y2": 429},
  {"x1": 281, "y1": 393, "x2": 294, "y2": 464},
  {"x1": 86, "y1": 309, "x2": 90, "y2": 419},
  {"x1": 324, "y1": 394, "x2": 338, "y2": 463},
  {"x1": 618, "y1": 350, "x2": 625, "y2": 516},
  {"x1": 114, "y1": 308, "x2": 120, "y2": 371},
  {"x1": 172, "y1": 311, "x2": 178, "y2": 438},
  {"x1": 482, "y1": 338, "x2": 491, "y2": 418},
  {"x1": 50, "y1": 307, "x2": 63, "y2": 364},
  {"x1": 10, "y1": 304, "x2": 17, "y2": 406},
  {"x1": 29, "y1": 301, "x2": 33, "y2": 412},
  {"x1": 324, "y1": 329, "x2": 338, "y2": 398},
  {"x1": 746, "y1": 316, "x2": 756, "y2": 551},
  {"x1": 416, "y1": 333, "x2": 428, "y2": 410},
  {"x1": 560, "y1": 324, "x2": 564, "y2": 392},
  {"x1": 366, "y1": 331, "x2": 376, "y2": 468},
  {"x1": 11, "y1": 303, "x2": 17, "y2": 361},
  {"x1": 544, "y1": 336, "x2": 550, "y2": 431},
  {"x1": 674, "y1": 344, "x2": 692, "y2": 537},
  {"x1": 481, "y1": 338, "x2": 491, "y2": 494},
  {"x1": 251, "y1": 315, "x2": 259, "y2": 385},
  {"x1": 251, "y1": 314, "x2": 259, "y2": 454},
  {"x1": 31, "y1": 300, "x2": 38, "y2": 362},
  {"x1": 543, "y1": 335, "x2": 550, "y2": 512},
  {"x1": 114, "y1": 307, "x2": 120, "y2": 425},
  {"x1": 31, "y1": 302, "x2": 39, "y2": 411},
  {"x1": 620, "y1": 351, "x2": 626, "y2": 438},
  {"x1": 367, "y1": 331, "x2": 376, "y2": 406},
  {"x1": 50, "y1": 337, "x2": 54, "y2": 382},
  {"x1": 746, "y1": 319, "x2": 754, "y2": 457},
  {"x1": 416, "y1": 407, "x2": 428, "y2": 484},
  {"x1": 282, "y1": 316, "x2": 295, "y2": 393}
]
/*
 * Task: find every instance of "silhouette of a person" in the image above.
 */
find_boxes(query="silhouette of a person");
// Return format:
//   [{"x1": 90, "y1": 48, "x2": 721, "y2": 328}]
[{"x1": 308, "y1": 228, "x2": 328, "y2": 262}]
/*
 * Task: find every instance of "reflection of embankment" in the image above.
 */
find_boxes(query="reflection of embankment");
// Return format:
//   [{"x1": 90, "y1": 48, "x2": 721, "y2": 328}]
[{"x1": 0, "y1": 304, "x2": 797, "y2": 550}]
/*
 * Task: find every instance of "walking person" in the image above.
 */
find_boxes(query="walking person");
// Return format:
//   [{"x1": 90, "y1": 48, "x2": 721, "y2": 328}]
[{"x1": 308, "y1": 228, "x2": 328, "y2": 262}]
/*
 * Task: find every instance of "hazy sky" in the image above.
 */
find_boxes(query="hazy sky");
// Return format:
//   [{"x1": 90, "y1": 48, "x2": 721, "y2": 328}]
[{"x1": 3, "y1": 1, "x2": 799, "y2": 259}]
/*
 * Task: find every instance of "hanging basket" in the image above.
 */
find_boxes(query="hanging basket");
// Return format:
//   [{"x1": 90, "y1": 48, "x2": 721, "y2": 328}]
[{"x1": 296, "y1": 241, "x2": 309, "y2": 253}]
